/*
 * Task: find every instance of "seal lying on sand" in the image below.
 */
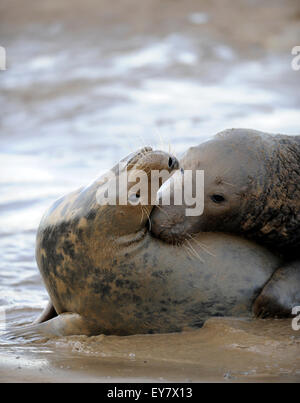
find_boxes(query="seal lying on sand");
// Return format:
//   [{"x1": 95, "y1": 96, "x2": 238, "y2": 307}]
[
  {"x1": 26, "y1": 147, "x2": 280, "y2": 337},
  {"x1": 151, "y1": 129, "x2": 300, "y2": 318}
]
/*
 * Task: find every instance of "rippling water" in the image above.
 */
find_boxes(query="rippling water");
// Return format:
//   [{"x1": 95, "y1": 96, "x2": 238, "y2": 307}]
[{"x1": 0, "y1": 0, "x2": 299, "y2": 381}]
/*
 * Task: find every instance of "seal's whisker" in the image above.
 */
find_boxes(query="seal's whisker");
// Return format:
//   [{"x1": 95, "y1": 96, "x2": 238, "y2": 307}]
[
  {"x1": 218, "y1": 166, "x2": 233, "y2": 178},
  {"x1": 136, "y1": 133, "x2": 152, "y2": 152},
  {"x1": 153, "y1": 126, "x2": 167, "y2": 152},
  {"x1": 187, "y1": 234, "x2": 216, "y2": 257},
  {"x1": 184, "y1": 243, "x2": 201, "y2": 261},
  {"x1": 185, "y1": 239, "x2": 204, "y2": 263},
  {"x1": 142, "y1": 206, "x2": 152, "y2": 231},
  {"x1": 222, "y1": 181, "x2": 236, "y2": 187},
  {"x1": 153, "y1": 126, "x2": 175, "y2": 157},
  {"x1": 168, "y1": 143, "x2": 177, "y2": 158},
  {"x1": 139, "y1": 205, "x2": 145, "y2": 225},
  {"x1": 154, "y1": 127, "x2": 176, "y2": 157},
  {"x1": 183, "y1": 244, "x2": 194, "y2": 260}
]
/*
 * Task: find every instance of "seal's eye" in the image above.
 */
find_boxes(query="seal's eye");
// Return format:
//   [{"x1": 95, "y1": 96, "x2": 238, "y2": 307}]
[
  {"x1": 128, "y1": 191, "x2": 140, "y2": 204},
  {"x1": 210, "y1": 194, "x2": 226, "y2": 203}
]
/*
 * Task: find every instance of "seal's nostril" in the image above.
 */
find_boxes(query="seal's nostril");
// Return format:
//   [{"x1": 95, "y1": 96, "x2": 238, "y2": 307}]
[{"x1": 168, "y1": 156, "x2": 177, "y2": 169}]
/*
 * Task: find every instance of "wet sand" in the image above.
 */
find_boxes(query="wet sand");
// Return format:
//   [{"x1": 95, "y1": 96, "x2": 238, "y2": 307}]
[
  {"x1": 1, "y1": 317, "x2": 300, "y2": 383},
  {"x1": 0, "y1": 0, "x2": 300, "y2": 383}
]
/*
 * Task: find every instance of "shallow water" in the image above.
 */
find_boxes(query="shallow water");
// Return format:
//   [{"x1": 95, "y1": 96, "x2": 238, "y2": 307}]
[{"x1": 0, "y1": 0, "x2": 300, "y2": 382}]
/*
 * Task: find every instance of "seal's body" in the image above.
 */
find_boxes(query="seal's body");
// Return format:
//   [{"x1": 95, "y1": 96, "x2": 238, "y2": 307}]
[
  {"x1": 151, "y1": 129, "x2": 300, "y2": 317},
  {"x1": 30, "y1": 147, "x2": 280, "y2": 337}
]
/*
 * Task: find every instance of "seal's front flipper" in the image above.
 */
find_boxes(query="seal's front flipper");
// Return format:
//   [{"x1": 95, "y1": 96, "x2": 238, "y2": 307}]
[
  {"x1": 34, "y1": 300, "x2": 57, "y2": 324},
  {"x1": 9, "y1": 313, "x2": 96, "y2": 339},
  {"x1": 253, "y1": 261, "x2": 300, "y2": 318},
  {"x1": 34, "y1": 313, "x2": 97, "y2": 336}
]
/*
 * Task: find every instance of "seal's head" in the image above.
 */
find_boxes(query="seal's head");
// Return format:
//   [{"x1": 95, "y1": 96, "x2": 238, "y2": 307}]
[
  {"x1": 95, "y1": 147, "x2": 179, "y2": 236},
  {"x1": 151, "y1": 129, "x2": 300, "y2": 254}
]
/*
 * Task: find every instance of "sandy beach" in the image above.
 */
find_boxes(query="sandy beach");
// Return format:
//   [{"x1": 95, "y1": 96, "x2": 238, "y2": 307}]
[{"x1": 1, "y1": 317, "x2": 299, "y2": 383}]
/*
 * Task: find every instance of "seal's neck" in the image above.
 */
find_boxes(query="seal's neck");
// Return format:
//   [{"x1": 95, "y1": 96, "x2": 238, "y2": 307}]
[{"x1": 241, "y1": 135, "x2": 300, "y2": 255}]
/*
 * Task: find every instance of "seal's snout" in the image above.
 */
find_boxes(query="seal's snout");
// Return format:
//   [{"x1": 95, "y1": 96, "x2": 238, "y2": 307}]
[{"x1": 137, "y1": 150, "x2": 179, "y2": 174}]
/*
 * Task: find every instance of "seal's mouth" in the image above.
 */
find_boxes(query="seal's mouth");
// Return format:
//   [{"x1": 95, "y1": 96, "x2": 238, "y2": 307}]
[
  {"x1": 150, "y1": 205, "x2": 188, "y2": 244},
  {"x1": 150, "y1": 222, "x2": 188, "y2": 244}
]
